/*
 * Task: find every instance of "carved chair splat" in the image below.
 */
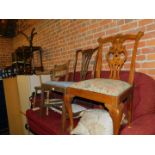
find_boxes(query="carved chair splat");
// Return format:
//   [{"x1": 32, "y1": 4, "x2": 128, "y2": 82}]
[{"x1": 73, "y1": 47, "x2": 98, "y2": 81}]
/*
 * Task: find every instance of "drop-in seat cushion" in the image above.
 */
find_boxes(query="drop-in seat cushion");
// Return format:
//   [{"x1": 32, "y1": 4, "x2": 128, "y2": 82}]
[
  {"x1": 70, "y1": 78, "x2": 131, "y2": 96},
  {"x1": 43, "y1": 81, "x2": 75, "y2": 88},
  {"x1": 71, "y1": 109, "x2": 113, "y2": 135}
]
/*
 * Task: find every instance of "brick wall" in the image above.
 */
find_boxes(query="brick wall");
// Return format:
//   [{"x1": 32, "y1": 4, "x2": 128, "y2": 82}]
[
  {"x1": 0, "y1": 37, "x2": 13, "y2": 68},
  {"x1": 9, "y1": 19, "x2": 155, "y2": 79}
]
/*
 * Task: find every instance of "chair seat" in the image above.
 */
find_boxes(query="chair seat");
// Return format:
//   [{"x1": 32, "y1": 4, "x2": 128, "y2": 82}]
[
  {"x1": 44, "y1": 81, "x2": 75, "y2": 88},
  {"x1": 70, "y1": 78, "x2": 132, "y2": 96}
]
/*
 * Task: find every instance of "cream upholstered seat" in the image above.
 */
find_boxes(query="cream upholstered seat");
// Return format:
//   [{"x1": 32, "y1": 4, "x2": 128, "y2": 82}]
[
  {"x1": 44, "y1": 81, "x2": 74, "y2": 88},
  {"x1": 70, "y1": 78, "x2": 131, "y2": 96}
]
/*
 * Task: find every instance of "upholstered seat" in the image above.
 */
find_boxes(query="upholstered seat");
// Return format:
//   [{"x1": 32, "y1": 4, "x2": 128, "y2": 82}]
[
  {"x1": 70, "y1": 78, "x2": 131, "y2": 96},
  {"x1": 44, "y1": 81, "x2": 75, "y2": 88}
]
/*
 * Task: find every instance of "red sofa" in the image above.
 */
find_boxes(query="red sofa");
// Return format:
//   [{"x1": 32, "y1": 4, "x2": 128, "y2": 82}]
[{"x1": 26, "y1": 71, "x2": 155, "y2": 135}]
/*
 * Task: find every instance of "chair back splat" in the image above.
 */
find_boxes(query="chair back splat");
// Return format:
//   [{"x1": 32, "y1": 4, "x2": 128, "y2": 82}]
[
  {"x1": 73, "y1": 47, "x2": 98, "y2": 81},
  {"x1": 51, "y1": 60, "x2": 70, "y2": 81},
  {"x1": 95, "y1": 31, "x2": 144, "y2": 84}
]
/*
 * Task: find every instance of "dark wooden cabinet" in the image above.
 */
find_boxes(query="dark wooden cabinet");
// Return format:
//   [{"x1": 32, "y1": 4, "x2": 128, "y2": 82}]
[{"x1": 0, "y1": 80, "x2": 9, "y2": 134}]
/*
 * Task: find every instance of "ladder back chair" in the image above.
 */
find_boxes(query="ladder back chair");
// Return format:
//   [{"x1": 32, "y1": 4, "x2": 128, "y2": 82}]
[{"x1": 64, "y1": 31, "x2": 144, "y2": 135}]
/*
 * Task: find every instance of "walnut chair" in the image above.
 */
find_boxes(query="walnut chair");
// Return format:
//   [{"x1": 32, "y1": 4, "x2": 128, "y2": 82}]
[{"x1": 64, "y1": 31, "x2": 144, "y2": 135}]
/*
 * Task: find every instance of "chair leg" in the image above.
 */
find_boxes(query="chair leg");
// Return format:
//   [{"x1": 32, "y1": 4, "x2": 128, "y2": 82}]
[
  {"x1": 46, "y1": 91, "x2": 50, "y2": 115},
  {"x1": 33, "y1": 90, "x2": 37, "y2": 108},
  {"x1": 62, "y1": 101, "x2": 66, "y2": 133},
  {"x1": 40, "y1": 89, "x2": 45, "y2": 116},
  {"x1": 127, "y1": 93, "x2": 133, "y2": 127},
  {"x1": 107, "y1": 103, "x2": 124, "y2": 135},
  {"x1": 64, "y1": 94, "x2": 74, "y2": 132}
]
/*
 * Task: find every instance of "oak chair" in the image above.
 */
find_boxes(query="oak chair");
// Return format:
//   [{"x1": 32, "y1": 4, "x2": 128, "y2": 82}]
[
  {"x1": 64, "y1": 31, "x2": 144, "y2": 135},
  {"x1": 32, "y1": 60, "x2": 70, "y2": 113}
]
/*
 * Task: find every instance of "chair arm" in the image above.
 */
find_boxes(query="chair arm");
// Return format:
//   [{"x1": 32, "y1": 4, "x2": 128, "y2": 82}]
[{"x1": 120, "y1": 113, "x2": 155, "y2": 135}]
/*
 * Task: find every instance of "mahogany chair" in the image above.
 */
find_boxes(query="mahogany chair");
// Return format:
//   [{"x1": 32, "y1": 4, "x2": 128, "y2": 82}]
[
  {"x1": 41, "y1": 47, "x2": 98, "y2": 131},
  {"x1": 71, "y1": 47, "x2": 99, "y2": 108},
  {"x1": 64, "y1": 31, "x2": 144, "y2": 135}
]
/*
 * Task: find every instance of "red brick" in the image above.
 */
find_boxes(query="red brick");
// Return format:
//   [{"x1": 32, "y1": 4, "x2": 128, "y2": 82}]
[
  {"x1": 106, "y1": 28, "x2": 119, "y2": 35},
  {"x1": 142, "y1": 61, "x2": 155, "y2": 68},
  {"x1": 147, "y1": 53, "x2": 155, "y2": 60},
  {"x1": 125, "y1": 19, "x2": 135, "y2": 23},
  {"x1": 100, "y1": 20, "x2": 112, "y2": 26},
  {"x1": 94, "y1": 32, "x2": 105, "y2": 39},
  {"x1": 142, "y1": 31, "x2": 155, "y2": 40},
  {"x1": 147, "y1": 69, "x2": 155, "y2": 75},
  {"x1": 146, "y1": 23, "x2": 155, "y2": 31},
  {"x1": 121, "y1": 21, "x2": 138, "y2": 31},
  {"x1": 123, "y1": 62, "x2": 141, "y2": 69},
  {"x1": 137, "y1": 55, "x2": 146, "y2": 61},
  {"x1": 141, "y1": 47, "x2": 155, "y2": 53},
  {"x1": 0, "y1": 37, "x2": 13, "y2": 67},
  {"x1": 117, "y1": 20, "x2": 125, "y2": 25},
  {"x1": 146, "y1": 39, "x2": 155, "y2": 46},
  {"x1": 139, "y1": 19, "x2": 154, "y2": 26}
]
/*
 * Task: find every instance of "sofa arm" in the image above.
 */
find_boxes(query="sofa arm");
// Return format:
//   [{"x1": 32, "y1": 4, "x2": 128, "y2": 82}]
[{"x1": 120, "y1": 113, "x2": 155, "y2": 135}]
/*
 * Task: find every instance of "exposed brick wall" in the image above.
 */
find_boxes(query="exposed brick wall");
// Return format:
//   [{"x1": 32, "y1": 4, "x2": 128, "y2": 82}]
[
  {"x1": 0, "y1": 37, "x2": 13, "y2": 68},
  {"x1": 10, "y1": 19, "x2": 155, "y2": 79}
]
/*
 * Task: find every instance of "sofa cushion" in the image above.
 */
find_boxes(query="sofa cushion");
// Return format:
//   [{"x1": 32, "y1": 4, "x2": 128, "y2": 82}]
[
  {"x1": 120, "y1": 113, "x2": 155, "y2": 135},
  {"x1": 70, "y1": 78, "x2": 131, "y2": 96},
  {"x1": 71, "y1": 109, "x2": 113, "y2": 135},
  {"x1": 26, "y1": 108, "x2": 79, "y2": 135}
]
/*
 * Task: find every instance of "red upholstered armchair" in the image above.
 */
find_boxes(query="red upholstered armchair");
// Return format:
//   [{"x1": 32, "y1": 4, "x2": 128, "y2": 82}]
[{"x1": 26, "y1": 71, "x2": 155, "y2": 135}]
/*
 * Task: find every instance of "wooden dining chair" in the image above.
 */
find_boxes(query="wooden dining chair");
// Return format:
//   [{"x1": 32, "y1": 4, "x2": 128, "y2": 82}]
[
  {"x1": 32, "y1": 60, "x2": 70, "y2": 113},
  {"x1": 70, "y1": 47, "x2": 99, "y2": 115},
  {"x1": 64, "y1": 31, "x2": 144, "y2": 135}
]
